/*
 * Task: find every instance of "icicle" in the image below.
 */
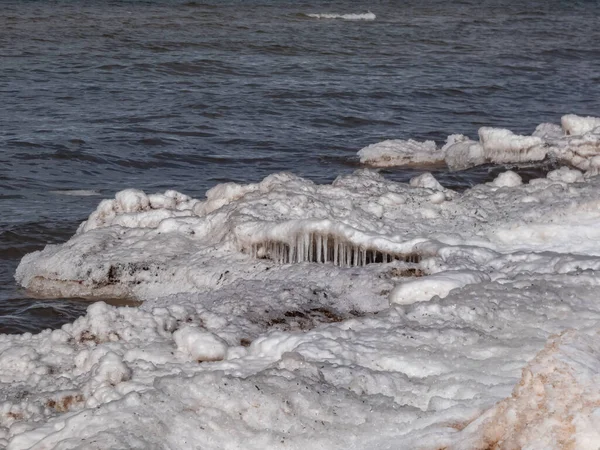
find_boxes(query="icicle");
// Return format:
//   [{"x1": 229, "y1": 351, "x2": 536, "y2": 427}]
[
  {"x1": 288, "y1": 236, "x2": 294, "y2": 263},
  {"x1": 302, "y1": 233, "x2": 307, "y2": 262},
  {"x1": 345, "y1": 243, "x2": 350, "y2": 267},
  {"x1": 303, "y1": 233, "x2": 308, "y2": 262},
  {"x1": 247, "y1": 232, "x2": 424, "y2": 269},
  {"x1": 333, "y1": 237, "x2": 339, "y2": 266},
  {"x1": 304, "y1": 233, "x2": 309, "y2": 262}
]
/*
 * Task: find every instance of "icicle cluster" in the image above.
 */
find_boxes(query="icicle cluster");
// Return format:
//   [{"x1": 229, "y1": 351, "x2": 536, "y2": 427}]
[{"x1": 246, "y1": 232, "x2": 421, "y2": 267}]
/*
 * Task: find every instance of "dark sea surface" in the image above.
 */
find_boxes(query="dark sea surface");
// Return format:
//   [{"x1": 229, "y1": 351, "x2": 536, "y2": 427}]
[{"x1": 1, "y1": 0, "x2": 599, "y2": 333}]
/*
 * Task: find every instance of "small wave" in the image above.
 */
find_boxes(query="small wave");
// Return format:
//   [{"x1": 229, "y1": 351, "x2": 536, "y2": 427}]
[
  {"x1": 305, "y1": 12, "x2": 376, "y2": 21},
  {"x1": 50, "y1": 190, "x2": 101, "y2": 197}
]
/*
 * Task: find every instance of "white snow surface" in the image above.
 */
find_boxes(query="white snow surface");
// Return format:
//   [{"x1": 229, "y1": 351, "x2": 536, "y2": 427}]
[
  {"x1": 359, "y1": 114, "x2": 600, "y2": 174},
  {"x1": 6, "y1": 138, "x2": 600, "y2": 448}
]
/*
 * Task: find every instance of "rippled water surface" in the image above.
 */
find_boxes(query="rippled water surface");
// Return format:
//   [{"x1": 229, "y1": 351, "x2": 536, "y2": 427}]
[{"x1": 1, "y1": 0, "x2": 599, "y2": 333}]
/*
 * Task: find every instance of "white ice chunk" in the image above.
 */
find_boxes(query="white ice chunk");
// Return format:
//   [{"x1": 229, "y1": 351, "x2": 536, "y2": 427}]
[
  {"x1": 356, "y1": 115, "x2": 600, "y2": 173},
  {"x1": 389, "y1": 270, "x2": 490, "y2": 305},
  {"x1": 561, "y1": 114, "x2": 600, "y2": 136},
  {"x1": 479, "y1": 127, "x2": 546, "y2": 164},
  {"x1": 532, "y1": 122, "x2": 564, "y2": 139},
  {"x1": 409, "y1": 172, "x2": 444, "y2": 191},
  {"x1": 442, "y1": 134, "x2": 486, "y2": 170},
  {"x1": 491, "y1": 170, "x2": 522, "y2": 188},
  {"x1": 147, "y1": 193, "x2": 177, "y2": 210},
  {"x1": 547, "y1": 166, "x2": 584, "y2": 184},
  {"x1": 173, "y1": 326, "x2": 229, "y2": 362},
  {"x1": 114, "y1": 189, "x2": 150, "y2": 214},
  {"x1": 358, "y1": 139, "x2": 443, "y2": 167}
]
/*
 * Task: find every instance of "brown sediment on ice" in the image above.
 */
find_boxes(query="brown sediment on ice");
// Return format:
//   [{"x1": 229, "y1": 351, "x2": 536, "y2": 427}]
[
  {"x1": 451, "y1": 329, "x2": 600, "y2": 450},
  {"x1": 25, "y1": 276, "x2": 141, "y2": 305}
]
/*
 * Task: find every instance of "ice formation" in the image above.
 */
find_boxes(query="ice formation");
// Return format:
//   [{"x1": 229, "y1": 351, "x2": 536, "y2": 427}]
[
  {"x1": 357, "y1": 138, "x2": 444, "y2": 167},
  {"x1": 359, "y1": 114, "x2": 600, "y2": 174},
  {"x1": 5, "y1": 118, "x2": 600, "y2": 448}
]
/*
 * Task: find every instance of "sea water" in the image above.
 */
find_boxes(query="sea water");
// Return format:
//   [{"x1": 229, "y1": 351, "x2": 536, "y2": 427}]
[{"x1": 1, "y1": 0, "x2": 600, "y2": 332}]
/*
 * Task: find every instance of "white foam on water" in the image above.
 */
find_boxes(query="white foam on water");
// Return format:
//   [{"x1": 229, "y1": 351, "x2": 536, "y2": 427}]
[
  {"x1": 5, "y1": 118, "x2": 600, "y2": 448},
  {"x1": 306, "y1": 12, "x2": 376, "y2": 21},
  {"x1": 50, "y1": 189, "x2": 101, "y2": 197}
]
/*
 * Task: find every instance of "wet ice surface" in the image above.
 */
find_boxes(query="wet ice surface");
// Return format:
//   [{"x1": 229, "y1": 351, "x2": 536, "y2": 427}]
[
  {"x1": 4, "y1": 116, "x2": 600, "y2": 447},
  {"x1": 0, "y1": 219, "x2": 141, "y2": 334}
]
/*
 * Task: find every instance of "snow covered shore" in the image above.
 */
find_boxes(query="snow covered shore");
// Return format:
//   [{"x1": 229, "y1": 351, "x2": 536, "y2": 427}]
[{"x1": 4, "y1": 115, "x2": 600, "y2": 449}]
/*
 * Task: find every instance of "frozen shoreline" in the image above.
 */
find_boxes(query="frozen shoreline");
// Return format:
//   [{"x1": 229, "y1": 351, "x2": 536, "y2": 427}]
[
  {"x1": 358, "y1": 114, "x2": 600, "y2": 173},
  {"x1": 3, "y1": 115, "x2": 600, "y2": 449}
]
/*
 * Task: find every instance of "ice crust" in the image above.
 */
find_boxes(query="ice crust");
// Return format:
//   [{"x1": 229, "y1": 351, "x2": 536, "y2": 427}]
[
  {"x1": 6, "y1": 122, "x2": 600, "y2": 448},
  {"x1": 359, "y1": 114, "x2": 600, "y2": 173}
]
